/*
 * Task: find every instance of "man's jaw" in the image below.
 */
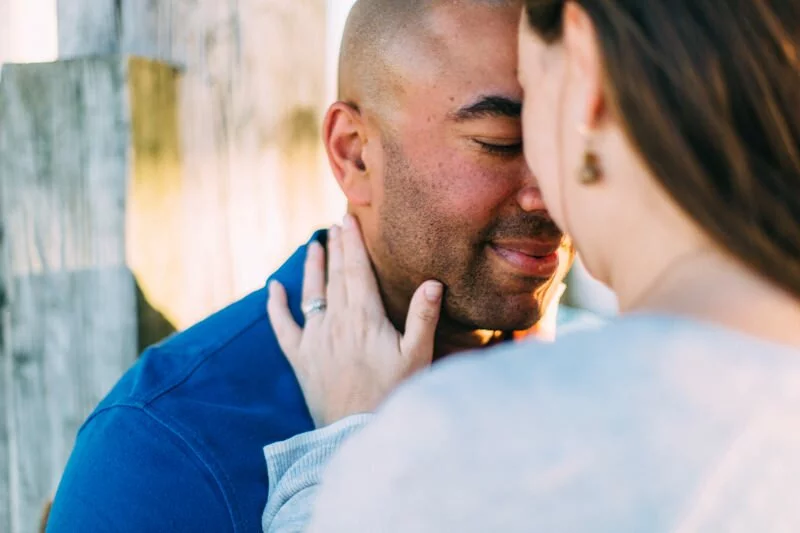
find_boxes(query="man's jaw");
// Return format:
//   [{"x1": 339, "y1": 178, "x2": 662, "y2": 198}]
[
  {"x1": 372, "y1": 254, "x2": 561, "y2": 361},
  {"x1": 432, "y1": 278, "x2": 568, "y2": 360},
  {"x1": 378, "y1": 280, "x2": 509, "y2": 361}
]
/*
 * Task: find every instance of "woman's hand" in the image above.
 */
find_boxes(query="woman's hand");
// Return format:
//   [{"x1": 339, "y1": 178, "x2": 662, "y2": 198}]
[{"x1": 267, "y1": 215, "x2": 444, "y2": 427}]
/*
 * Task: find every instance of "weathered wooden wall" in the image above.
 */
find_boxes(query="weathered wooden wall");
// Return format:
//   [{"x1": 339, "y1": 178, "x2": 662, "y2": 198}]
[
  {"x1": 127, "y1": 0, "x2": 336, "y2": 328},
  {"x1": 1, "y1": 200, "x2": 12, "y2": 532},
  {"x1": 0, "y1": 58, "x2": 141, "y2": 533},
  {"x1": 54, "y1": 0, "x2": 338, "y2": 328},
  {"x1": 4, "y1": 0, "x2": 338, "y2": 329}
]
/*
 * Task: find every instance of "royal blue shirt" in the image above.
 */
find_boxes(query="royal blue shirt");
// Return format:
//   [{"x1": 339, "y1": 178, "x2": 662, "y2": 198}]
[{"x1": 47, "y1": 233, "x2": 325, "y2": 532}]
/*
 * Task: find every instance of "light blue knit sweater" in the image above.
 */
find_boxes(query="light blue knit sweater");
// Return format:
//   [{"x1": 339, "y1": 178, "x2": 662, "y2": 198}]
[{"x1": 263, "y1": 315, "x2": 800, "y2": 532}]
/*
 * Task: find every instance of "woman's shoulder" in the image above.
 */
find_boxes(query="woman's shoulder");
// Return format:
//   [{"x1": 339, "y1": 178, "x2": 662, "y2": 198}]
[
  {"x1": 359, "y1": 316, "x2": 800, "y2": 531},
  {"x1": 363, "y1": 315, "x2": 800, "y2": 532}
]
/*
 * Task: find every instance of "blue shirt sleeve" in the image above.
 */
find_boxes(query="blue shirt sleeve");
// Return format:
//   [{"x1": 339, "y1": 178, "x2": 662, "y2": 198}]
[{"x1": 47, "y1": 406, "x2": 233, "y2": 532}]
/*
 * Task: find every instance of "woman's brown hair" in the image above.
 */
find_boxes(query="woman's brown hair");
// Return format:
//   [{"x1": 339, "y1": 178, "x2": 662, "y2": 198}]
[{"x1": 524, "y1": 0, "x2": 800, "y2": 298}]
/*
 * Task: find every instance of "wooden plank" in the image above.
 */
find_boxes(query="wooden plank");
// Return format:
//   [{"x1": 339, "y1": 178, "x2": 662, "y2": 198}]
[
  {"x1": 6, "y1": 0, "x2": 341, "y2": 329},
  {"x1": 56, "y1": 0, "x2": 120, "y2": 58},
  {"x1": 142, "y1": 0, "x2": 338, "y2": 328},
  {"x1": 1, "y1": 212, "x2": 13, "y2": 533},
  {"x1": 56, "y1": 0, "x2": 180, "y2": 64},
  {"x1": 0, "y1": 58, "x2": 139, "y2": 533},
  {"x1": 53, "y1": 0, "x2": 338, "y2": 328},
  {"x1": 121, "y1": 0, "x2": 181, "y2": 64}
]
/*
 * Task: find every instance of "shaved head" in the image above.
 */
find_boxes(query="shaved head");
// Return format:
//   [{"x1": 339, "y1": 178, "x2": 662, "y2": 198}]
[{"x1": 339, "y1": 0, "x2": 522, "y2": 112}]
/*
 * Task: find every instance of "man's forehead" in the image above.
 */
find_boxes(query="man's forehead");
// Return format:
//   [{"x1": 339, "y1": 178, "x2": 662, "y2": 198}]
[
  {"x1": 425, "y1": 0, "x2": 522, "y2": 40},
  {"x1": 389, "y1": 3, "x2": 522, "y2": 111}
]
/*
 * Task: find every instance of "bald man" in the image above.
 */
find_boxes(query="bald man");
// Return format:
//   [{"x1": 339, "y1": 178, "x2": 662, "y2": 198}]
[{"x1": 47, "y1": 1, "x2": 595, "y2": 531}]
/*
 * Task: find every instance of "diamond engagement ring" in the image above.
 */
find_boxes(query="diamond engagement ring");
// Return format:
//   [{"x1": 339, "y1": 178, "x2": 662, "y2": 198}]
[{"x1": 301, "y1": 297, "x2": 327, "y2": 319}]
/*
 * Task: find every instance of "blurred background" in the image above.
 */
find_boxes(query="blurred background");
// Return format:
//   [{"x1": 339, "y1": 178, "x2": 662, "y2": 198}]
[{"x1": 0, "y1": 1, "x2": 616, "y2": 531}]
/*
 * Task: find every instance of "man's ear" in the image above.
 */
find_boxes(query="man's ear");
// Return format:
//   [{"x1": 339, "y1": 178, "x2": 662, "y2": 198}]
[{"x1": 323, "y1": 102, "x2": 372, "y2": 206}]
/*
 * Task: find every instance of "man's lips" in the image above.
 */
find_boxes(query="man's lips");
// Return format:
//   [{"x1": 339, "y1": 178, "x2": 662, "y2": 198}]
[
  {"x1": 491, "y1": 239, "x2": 562, "y2": 257},
  {"x1": 488, "y1": 239, "x2": 562, "y2": 278}
]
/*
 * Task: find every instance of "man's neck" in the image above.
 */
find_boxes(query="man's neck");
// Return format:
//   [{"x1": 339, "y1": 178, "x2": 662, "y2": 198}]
[{"x1": 378, "y1": 283, "x2": 500, "y2": 359}]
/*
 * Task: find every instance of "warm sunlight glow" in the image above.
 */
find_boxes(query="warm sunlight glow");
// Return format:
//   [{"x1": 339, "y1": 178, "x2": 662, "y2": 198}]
[{"x1": 1, "y1": 0, "x2": 58, "y2": 63}]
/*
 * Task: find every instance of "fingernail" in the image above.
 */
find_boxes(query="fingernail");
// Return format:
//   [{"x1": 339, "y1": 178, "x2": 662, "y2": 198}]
[
  {"x1": 308, "y1": 241, "x2": 322, "y2": 255},
  {"x1": 329, "y1": 225, "x2": 341, "y2": 239},
  {"x1": 268, "y1": 280, "x2": 278, "y2": 297},
  {"x1": 343, "y1": 214, "x2": 356, "y2": 230},
  {"x1": 424, "y1": 281, "x2": 443, "y2": 303}
]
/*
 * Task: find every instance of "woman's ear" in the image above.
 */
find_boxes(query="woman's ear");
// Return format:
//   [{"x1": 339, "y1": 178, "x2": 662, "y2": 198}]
[
  {"x1": 323, "y1": 102, "x2": 372, "y2": 206},
  {"x1": 562, "y1": 2, "x2": 606, "y2": 128}
]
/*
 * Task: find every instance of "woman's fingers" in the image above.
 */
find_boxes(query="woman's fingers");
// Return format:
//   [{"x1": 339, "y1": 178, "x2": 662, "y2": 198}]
[
  {"x1": 326, "y1": 225, "x2": 347, "y2": 306},
  {"x1": 301, "y1": 241, "x2": 327, "y2": 323},
  {"x1": 399, "y1": 281, "x2": 443, "y2": 371},
  {"x1": 267, "y1": 281, "x2": 302, "y2": 359},
  {"x1": 341, "y1": 215, "x2": 384, "y2": 314}
]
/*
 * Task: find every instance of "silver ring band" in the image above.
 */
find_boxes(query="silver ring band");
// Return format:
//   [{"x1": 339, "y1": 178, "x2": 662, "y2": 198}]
[{"x1": 301, "y1": 297, "x2": 327, "y2": 319}]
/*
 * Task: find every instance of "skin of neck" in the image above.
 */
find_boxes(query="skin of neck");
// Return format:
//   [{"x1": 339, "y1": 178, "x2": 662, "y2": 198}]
[{"x1": 606, "y1": 227, "x2": 800, "y2": 347}]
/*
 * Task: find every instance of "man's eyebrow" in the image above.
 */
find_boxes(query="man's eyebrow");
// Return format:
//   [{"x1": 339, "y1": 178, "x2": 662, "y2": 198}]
[{"x1": 449, "y1": 95, "x2": 522, "y2": 122}]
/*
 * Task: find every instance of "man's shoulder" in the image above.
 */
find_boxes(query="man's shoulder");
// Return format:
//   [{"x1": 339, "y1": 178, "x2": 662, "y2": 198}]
[
  {"x1": 97, "y1": 232, "x2": 326, "y2": 415},
  {"x1": 57, "y1": 284, "x2": 310, "y2": 532},
  {"x1": 86, "y1": 280, "x2": 314, "y2": 448},
  {"x1": 82, "y1": 231, "x2": 328, "y2": 453},
  {"x1": 53, "y1": 287, "x2": 283, "y2": 533},
  {"x1": 99, "y1": 286, "x2": 280, "y2": 408},
  {"x1": 57, "y1": 234, "x2": 325, "y2": 531}
]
